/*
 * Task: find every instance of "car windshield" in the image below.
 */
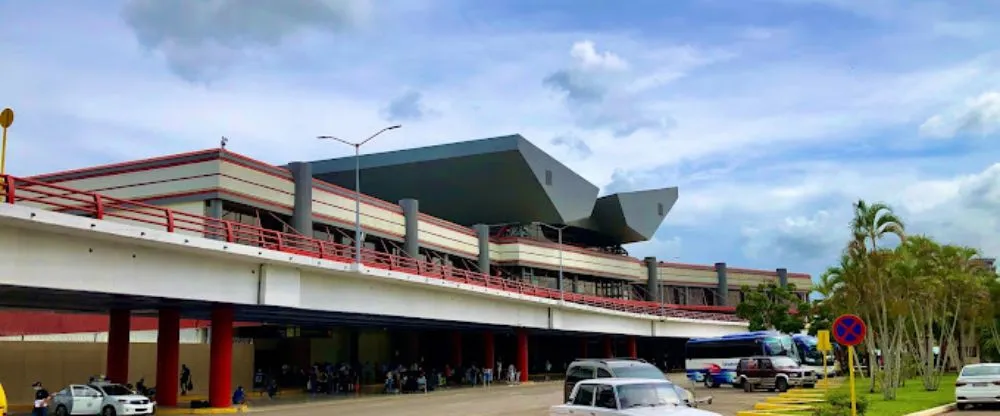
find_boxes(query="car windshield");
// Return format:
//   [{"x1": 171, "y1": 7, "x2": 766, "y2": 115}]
[
  {"x1": 961, "y1": 366, "x2": 1000, "y2": 377},
  {"x1": 94, "y1": 384, "x2": 133, "y2": 396},
  {"x1": 610, "y1": 365, "x2": 667, "y2": 380},
  {"x1": 772, "y1": 357, "x2": 799, "y2": 368},
  {"x1": 616, "y1": 383, "x2": 681, "y2": 409}
]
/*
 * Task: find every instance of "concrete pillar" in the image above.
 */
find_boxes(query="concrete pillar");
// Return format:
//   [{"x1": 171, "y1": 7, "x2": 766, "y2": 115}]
[
  {"x1": 209, "y1": 305, "x2": 234, "y2": 408},
  {"x1": 572, "y1": 276, "x2": 579, "y2": 293},
  {"x1": 451, "y1": 331, "x2": 463, "y2": 368},
  {"x1": 580, "y1": 338, "x2": 589, "y2": 358},
  {"x1": 715, "y1": 262, "x2": 728, "y2": 307},
  {"x1": 207, "y1": 199, "x2": 223, "y2": 219},
  {"x1": 603, "y1": 336, "x2": 614, "y2": 358},
  {"x1": 399, "y1": 199, "x2": 419, "y2": 258},
  {"x1": 517, "y1": 329, "x2": 529, "y2": 382},
  {"x1": 627, "y1": 336, "x2": 638, "y2": 359},
  {"x1": 474, "y1": 224, "x2": 490, "y2": 274},
  {"x1": 777, "y1": 268, "x2": 788, "y2": 287},
  {"x1": 644, "y1": 257, "x2": 659, "y2": 302},
  {"x1": 484, "y1": 332, "x2": 495, "y2": 371},
  {"x1": 106, "y1": 309, "x2": 131, "y2": 384},
  {"x1": 156, "y1": 308, "x2": 181, "y2": 407},
  {"x1": 288, "y1": 162, "x2": 314, "y2": 235}
]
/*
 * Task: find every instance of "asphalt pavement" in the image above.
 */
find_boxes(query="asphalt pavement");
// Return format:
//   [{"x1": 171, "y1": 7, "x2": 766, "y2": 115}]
[{"x1": 242, "y1": 380, "x2": 772, "y2": 416}]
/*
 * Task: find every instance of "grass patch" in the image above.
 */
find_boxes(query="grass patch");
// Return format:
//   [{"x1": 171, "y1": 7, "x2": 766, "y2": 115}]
[{"x1": 833, "y1": 374, "x2": 956, "y2": 416}]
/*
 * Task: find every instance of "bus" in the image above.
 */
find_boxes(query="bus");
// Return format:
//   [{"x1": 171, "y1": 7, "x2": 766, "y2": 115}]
[
  {"x1": 791, "y1": 334, "x2": 837, "y2": 378},
  {"x1": 684, "y1": 331, "x2": 802, "y2": 387}
]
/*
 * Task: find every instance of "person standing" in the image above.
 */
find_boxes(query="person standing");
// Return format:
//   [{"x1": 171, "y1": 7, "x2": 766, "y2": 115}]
[
  {"x1": 31, "y1": 382, "x2": 51, "y2": 416},
  {"x1": 180, "y1": 364, "x2": 192, "y2": 396}
]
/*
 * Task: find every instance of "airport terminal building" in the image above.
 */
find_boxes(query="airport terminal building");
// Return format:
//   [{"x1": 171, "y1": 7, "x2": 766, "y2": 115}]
[{"x1": 25, "y1": 134, "x2": 812, "y2": 309}]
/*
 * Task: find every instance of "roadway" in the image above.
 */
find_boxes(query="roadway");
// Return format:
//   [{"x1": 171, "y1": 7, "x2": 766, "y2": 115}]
[{"x1": 243, "y1": 381, "x2": 770, "y2": 416}]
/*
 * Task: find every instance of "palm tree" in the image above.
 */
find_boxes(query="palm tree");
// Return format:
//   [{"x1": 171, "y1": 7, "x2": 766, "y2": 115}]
[{"x1": 850, "y1": 200, "x2": 906, "y2": 252}]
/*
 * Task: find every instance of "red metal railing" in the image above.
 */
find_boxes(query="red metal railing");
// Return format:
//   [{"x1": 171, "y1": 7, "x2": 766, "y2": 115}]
[{"x1": 0, "y1": 175, "x2": 744, "y2": 323}]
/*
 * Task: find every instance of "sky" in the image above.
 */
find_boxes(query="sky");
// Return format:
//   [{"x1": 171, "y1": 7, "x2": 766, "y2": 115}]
[{"x1": 2, "y1": 0, "x2": 1000, "y2": 286}]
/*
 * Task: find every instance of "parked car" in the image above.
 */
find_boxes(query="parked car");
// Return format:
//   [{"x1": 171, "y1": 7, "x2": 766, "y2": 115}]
[
  {"x1": 552, "y1": 378, "x2": 721, "y2": 416},
  {"x1": 564, "y1": 358, "x2": 708, "y2": 407},
  {"x1": 956, "y1": 363, "x2": 1000, "y2": 410},
  {"x1": 735, "y1": 356, "x2": 816, "y2": 393},
  {"x1": 52, "y1": 382, "x2": 155, "y2": 416}
]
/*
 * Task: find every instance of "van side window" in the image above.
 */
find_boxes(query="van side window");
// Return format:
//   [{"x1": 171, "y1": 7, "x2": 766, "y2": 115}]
[
  {"x1": 758, "y1": 359, "x2": 772, "y2": 370},
  {"x1": 572, "y1": 384, "x2": 596, "y2": 406},
  {"x1": 597, "y1": 368, "x2": 613, "y2": 378},
  {"x1": 567, "y1": 366, "x2": 595, "y2": 384}
]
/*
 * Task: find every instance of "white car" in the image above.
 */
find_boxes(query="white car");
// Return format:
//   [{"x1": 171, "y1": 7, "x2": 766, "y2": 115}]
[
  {"x1": 552, "y1": 378, "x2": 722, "y2": 416},
  {"x1": 956, "y1": 363, "x2": 1000, "y2": 410},
  {"x1": 52, "y1": 383, "x2": 155, "y2": 416}
]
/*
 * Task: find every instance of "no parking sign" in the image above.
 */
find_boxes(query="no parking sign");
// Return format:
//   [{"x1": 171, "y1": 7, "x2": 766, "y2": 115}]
[{"x1": 832, "y1": 314, "x2": 866, "y2": 346}]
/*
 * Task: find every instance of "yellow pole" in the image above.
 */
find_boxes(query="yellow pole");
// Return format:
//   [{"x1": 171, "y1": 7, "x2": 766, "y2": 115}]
[
  {"x1": 848, "y1": 346, "x2": 857, "y2": 416},
  {"x1": 1, "y1": 126, "x2": 7, "y2": 175},
  {"x1": 822, "y1": 354, "x2": 829, "y2": 388}
]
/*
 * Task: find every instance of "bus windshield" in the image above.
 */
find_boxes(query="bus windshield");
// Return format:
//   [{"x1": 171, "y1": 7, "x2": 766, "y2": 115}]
[
  {"x1": 796, "y1": 337, "x2": 826, "y2": 365},
  {"x1": 762, "y1": 336, "x2": 801, "y2": 363}
]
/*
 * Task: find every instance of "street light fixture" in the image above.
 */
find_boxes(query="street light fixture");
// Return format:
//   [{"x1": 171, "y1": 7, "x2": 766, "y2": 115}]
[
  {"x1": 318, "y1": 124, "x2": 402, "y2": 264},
  {"x1": 533, "y1": 221, "x2": 569, "y2": 302}
]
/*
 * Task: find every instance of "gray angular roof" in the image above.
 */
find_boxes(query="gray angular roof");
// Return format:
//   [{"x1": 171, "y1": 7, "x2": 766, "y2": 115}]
[{"x1": 302, "y1": 134, "x2": 676, "y2": 245}]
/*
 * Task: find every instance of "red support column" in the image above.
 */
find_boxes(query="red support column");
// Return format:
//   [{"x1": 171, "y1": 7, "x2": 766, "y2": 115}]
[
  {"x1": 483, "y1": 331, "x2": 495, "y2": 371},
  {"x1": 580, "y1": 338, "x2": 589, "y2": 358},
  {"x1": 106, "y1": 309, "x2": 131, "y2": 384},
  {"x1": 603, "y1": 336, "x2": 614, "y2": 358},
  {"x1": 627, "y1": 336, "x2": 638, "y2": 359},
  {"x1": 517, "y1": 329, "x2": 529, "y2": 382},
  {"x1": 209, "y1": 305, "x2": 234, "y2": 408},
  {"x1": 451, "y1": 331, "x2": 463, "y2": 368},
  {"x1": 156, "y1": 308, "x2": 181, "y2": 407}
]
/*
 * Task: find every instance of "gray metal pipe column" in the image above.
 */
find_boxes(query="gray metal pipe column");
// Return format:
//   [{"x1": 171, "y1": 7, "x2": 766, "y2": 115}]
[
  {"x1": 777, "y1": 268, "x2": 788, "y2": 287},
  {"x1": 206, "y1": 199, "x2": 224, "y2": 240},
  {"x1": 644, "y1": 257, "x2": 659, "y2": 302},
  {"x1": 715, "y1": 262, "x2": 728, "y2": 306},
  {"x1": 473, "y1": 224, "x2": 490, "y2": 275},
  {"x1": 288, "y1": 162, "x2": 314, "y2": 235},
  {"x1": 399, "y1": 199, "x2": 420, "y2": 258}
]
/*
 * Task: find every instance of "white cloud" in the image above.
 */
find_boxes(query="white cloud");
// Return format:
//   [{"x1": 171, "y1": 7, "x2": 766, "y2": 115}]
[
  {"x1": 919, "y1": 91, "x2": 1000, "y2": 138},
  {"x1": 121, "y1": 0, "x2": 372, "y2": 82},
  {"x1": 570, "y1": 40, "x2": 629, "y2": 71}
]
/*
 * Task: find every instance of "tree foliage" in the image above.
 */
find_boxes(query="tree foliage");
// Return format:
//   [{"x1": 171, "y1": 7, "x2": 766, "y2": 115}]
[
  {"x1": 814, "y1": 199, "x2": 999, "y2": 400},
  {"x1": 736, "y1": 282, "x2": 810, "y2": 333}
]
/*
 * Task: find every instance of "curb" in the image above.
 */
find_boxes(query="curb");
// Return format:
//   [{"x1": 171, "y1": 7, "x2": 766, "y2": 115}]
[{"x1": 903, "y1": 403, "x2": 956, "y2": 416}]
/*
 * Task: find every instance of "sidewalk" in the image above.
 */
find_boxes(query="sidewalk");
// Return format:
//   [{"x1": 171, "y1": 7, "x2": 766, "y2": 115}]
[{"x1": 160, "y1": 381, "x2": 546, "y2": 415}]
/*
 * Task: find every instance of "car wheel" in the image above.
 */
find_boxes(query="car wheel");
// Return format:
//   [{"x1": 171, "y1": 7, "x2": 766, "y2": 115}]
[
  {"x1": 102, "y1": 406, "x2": 117, "y2": 416},
  {"x1": 776, "y1": 378, "x2": 789, "y2": 392},
  {"x1": 956, "y1": 403, "x2": 969, "y2": 411},
  {"x1": 804, "y1": 383, "x2": 815, "y2": 389},
  {"x1": 55, "y1": 405, "x2": 68, "y2": 416}
]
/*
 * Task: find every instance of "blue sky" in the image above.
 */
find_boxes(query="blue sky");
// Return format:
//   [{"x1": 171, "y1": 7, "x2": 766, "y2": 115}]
[{"x1": 3, "y1": 0, "x2": 1000, "y2": 285}]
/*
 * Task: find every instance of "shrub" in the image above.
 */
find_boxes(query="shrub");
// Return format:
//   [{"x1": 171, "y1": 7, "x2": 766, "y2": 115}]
[{"x1": 812, "y1": 389, "x2": 869, "y2": 416}]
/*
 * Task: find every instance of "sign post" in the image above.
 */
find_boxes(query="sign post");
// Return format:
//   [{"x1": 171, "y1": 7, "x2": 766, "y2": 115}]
[
  {"x1": 816, "y1": 329, "x2": 832, "y2": 387},
  {"x1": 0, "y1": 108, "x2": 13, "y2": 176},
  {"x1": 0, "y1": 107, "x2": 14, "y2": 195},
  {"x1": 832, "y1": 314, "x2": 866, "y2": 416}
]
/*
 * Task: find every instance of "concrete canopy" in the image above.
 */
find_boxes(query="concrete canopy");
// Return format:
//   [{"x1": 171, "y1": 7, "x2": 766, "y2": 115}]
[{"x1": 302, "y1": 134, "x2": 676, "y2": 245}]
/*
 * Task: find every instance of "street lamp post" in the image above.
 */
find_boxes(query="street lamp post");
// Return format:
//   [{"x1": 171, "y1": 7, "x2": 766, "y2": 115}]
[
  {"x1": 533, "y1": 222, "x2": 568, "y2": 302},
  {"x1": 318, "y1": 125, "x2": 402, "y2": 264}
]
